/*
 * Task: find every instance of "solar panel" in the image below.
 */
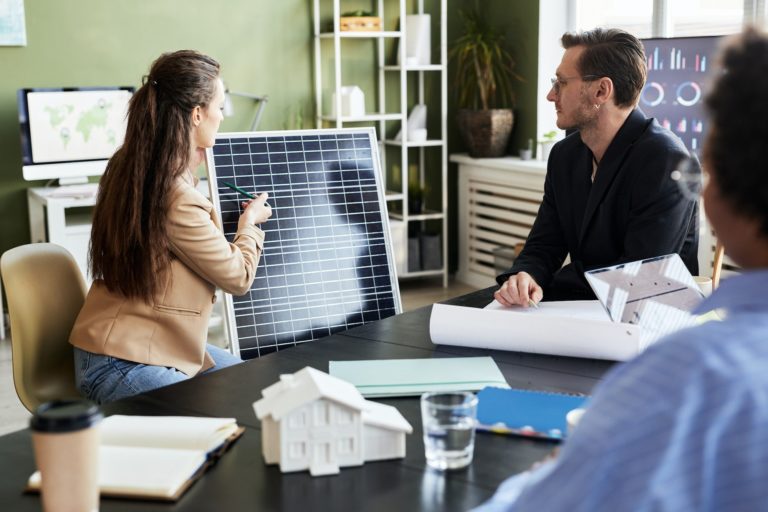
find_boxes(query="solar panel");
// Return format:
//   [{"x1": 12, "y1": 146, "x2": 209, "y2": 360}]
[{"x1": 206, "y1": 128, "x2": 402, "y2": 359}]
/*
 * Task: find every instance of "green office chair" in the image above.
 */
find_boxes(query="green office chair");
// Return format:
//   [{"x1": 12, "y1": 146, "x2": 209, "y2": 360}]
[{"x1": 1, "y1": 243, "x2": 86, "y2": 412}]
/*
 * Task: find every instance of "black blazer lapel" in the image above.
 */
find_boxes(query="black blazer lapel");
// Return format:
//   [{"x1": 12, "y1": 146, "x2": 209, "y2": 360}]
[{"x1": 578, "y1": 109, "x2": 651, "y2": 244}]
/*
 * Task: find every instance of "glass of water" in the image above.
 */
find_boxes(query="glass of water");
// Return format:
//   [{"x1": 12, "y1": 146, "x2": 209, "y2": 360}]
[{"x1": 420, "y1": 391, "x2": 478, "y2": 470}]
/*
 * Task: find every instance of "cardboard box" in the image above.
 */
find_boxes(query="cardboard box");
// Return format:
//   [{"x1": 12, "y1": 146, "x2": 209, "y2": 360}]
[{"x1": 340, "y1": 16, "x2": 381, "y2": 32}]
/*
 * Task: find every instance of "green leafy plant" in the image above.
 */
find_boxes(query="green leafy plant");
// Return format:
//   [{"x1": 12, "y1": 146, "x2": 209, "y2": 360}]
[
  {"x1": 542, "y1": 130, "x2": 558, "y2": 141},
  {"x1": 449, "y1": 5, "x2": 521, "y2": 110}
]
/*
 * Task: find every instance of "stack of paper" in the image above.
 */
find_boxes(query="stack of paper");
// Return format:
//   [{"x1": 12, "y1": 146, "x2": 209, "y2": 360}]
[{"x1": 329, "y1": 356, "x2": 509, "y2": 398}]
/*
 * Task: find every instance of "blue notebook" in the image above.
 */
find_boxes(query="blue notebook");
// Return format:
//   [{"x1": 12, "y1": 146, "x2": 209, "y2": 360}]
[{"x1": 476, "y1": 386, "x2": 588, "y2": 440}]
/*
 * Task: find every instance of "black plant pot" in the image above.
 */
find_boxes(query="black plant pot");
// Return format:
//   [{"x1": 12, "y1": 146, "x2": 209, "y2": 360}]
[{"x1": 457, "y1": 109, "x2": 514, "y2": 158}]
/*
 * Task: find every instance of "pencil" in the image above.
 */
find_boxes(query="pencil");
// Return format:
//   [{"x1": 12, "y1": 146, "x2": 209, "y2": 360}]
[
  {"x1": 528, "y1": 299, "x2": 539, "y2": 309},
  {"x1": 222, "y1": 181, "x2": 271, "y2": 208},
  {"x1": 222, "y1": 181, "x2": 255, "y2": 199}
]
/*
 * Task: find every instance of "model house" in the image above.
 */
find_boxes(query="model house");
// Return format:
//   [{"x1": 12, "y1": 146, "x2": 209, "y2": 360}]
[{"x1": 253, "y1": 367, "x2": 412, "y2": 476}]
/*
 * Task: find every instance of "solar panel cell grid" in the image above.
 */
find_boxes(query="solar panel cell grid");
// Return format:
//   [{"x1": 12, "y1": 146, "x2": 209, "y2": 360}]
[{"x1": 208, "y1": 129, "x2": 401, "y2": 359}]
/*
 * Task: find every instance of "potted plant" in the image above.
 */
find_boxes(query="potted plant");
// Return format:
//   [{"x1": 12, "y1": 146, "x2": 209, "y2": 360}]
[
  {"x1": 450, "y1": 4, "x2": 521, "y2": 158},
  {"x1": 539, "y1": 130, "x2": 559, "y2": 161}
]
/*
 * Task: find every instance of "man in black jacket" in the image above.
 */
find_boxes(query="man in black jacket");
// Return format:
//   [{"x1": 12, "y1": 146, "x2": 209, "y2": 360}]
[{"x1": 495, "y1": 28, "x2": 699, "y2": 306}]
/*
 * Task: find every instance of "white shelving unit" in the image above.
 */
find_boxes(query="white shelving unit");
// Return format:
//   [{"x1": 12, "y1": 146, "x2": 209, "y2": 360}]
[{"x1": 312, "y1": 0, "x2": 448, "y2": 287}]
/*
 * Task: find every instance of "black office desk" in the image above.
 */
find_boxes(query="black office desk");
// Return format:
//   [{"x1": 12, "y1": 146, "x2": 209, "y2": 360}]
[{"x1": 0, "y1": 287, "x2": 617, "y2": 511}]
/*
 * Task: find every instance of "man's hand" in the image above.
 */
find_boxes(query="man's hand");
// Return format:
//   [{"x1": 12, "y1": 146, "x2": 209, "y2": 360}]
[{"x1": 494, "y1": 272, "x2": 543, "y2": 307}]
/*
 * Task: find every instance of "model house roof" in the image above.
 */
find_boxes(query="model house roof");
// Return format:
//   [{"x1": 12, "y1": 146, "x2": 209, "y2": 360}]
[
  {"x1": 254, "y1": 366, "x2": 368, "y2": 420},
  {"x1": 362, "y1": 400, "x2": 413, "y2": 433},
  {"x1": 253, "y1": 366, "x2": 412, "y2": 433}
]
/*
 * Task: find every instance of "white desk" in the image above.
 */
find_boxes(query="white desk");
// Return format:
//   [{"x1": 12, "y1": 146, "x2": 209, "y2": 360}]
[{"x1": 27, "y1": 184, "x2": 98, "y2": 284}]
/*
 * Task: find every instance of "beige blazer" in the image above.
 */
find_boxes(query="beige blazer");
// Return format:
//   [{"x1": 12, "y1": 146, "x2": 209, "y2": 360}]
[{"x1": 70, "y1": 177, "x2": 264, "y2": 376}]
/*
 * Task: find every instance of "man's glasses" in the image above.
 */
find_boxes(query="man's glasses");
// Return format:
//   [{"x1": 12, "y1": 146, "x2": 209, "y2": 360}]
[
  {"x1": 671, "y1": 156, "x2": 707, "y2": 200},
  {"x1": 549, "y1": 74, "x2": 600, "y2": 94}
]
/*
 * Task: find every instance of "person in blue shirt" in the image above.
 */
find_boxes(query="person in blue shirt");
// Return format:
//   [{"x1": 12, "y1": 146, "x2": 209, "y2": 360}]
[{"x1": 475, "y1": 27, "x2": 768, "y2": 512}]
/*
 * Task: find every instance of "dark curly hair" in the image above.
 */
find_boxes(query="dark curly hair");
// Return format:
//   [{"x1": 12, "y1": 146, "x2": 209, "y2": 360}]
[
  {"x1": 705, "y1": 27, "x2": 768, "y2": 236},
  {"x1": 561, "y1": 28, "x2": 647, "y2": 109}
]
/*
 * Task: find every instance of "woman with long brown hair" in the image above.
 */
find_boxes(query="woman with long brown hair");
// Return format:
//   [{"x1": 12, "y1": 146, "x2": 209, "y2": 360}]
[{"x1": 69, "y1": 50, "x2": 271, "y2": 403}]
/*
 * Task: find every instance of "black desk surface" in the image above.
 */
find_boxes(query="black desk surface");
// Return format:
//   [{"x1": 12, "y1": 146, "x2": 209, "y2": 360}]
[{"x1": 0, "y1": 287, "x2": 616, "y2": 511}]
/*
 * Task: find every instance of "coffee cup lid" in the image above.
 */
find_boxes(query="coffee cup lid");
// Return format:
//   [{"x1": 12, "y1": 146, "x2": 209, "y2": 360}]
[{"x1": 30, "y1": 400, "x2": 103, "y2": 433}]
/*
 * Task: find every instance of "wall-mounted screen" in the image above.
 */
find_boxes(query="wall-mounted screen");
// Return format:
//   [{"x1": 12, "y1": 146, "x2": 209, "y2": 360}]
[
  {"x1": 18, "y1": 86, "x2": 133, "y2": 183},
  {"x1": 640, "y1": 36, "x2": 721, "y2": 157}
]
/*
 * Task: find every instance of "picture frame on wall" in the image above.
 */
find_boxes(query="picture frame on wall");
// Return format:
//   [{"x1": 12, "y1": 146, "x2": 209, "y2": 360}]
[{"x1": 0, "y1": 0, "x2": 27, "y2": 47}]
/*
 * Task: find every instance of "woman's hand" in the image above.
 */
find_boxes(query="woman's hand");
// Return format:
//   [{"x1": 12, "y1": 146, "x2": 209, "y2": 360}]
[{"x1": 238, "y1": 192, "x2": 272, "y2": 228}]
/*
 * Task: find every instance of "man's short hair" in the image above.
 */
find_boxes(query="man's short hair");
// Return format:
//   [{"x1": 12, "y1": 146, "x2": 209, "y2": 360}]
[
  {"x1": 561, "y1": 28, "x2": 647, "y2": 109},
  {"x1": 705, "y1": 27, "x2": 768, "y2": 236}
]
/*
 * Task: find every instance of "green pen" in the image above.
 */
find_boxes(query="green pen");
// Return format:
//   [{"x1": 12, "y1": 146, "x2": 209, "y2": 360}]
[{"x1": 222, "y1": 181, "x2": 270, "y2": 208}]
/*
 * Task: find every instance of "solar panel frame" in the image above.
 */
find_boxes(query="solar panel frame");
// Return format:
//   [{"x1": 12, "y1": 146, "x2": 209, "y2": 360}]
[{"x1": 205, "y1": 128, "x2": 402, "y2": 359}]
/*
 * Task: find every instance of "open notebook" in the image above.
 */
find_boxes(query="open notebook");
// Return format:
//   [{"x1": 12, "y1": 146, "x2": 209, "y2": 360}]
[{"x1": 27, "y1": 415, "x2": 243, "y2": 501}]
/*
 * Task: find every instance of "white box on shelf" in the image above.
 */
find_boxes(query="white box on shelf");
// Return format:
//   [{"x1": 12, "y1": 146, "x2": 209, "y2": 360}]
[
  {"x1": 330, "y1": 86, "x2": 365, "y2": 117},
  {"x1": 388, "y1": 220, "x2": 407, "y2": 276},
  {"x1": 403, "y1": 14, "x2": 431, "y2": 65},
  {"x1": 394, "y1": 104, "x2": 427, "y2": 141}
]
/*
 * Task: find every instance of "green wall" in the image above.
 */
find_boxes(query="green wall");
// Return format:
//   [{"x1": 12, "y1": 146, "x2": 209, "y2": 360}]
[
  {"x1": 446, "y1": 0, "x2": 539, "y2": 272},
  {"x1": 0, "y1": 0, "x2": 540, "y2": 276},
  {"x1": 0, "y1": 0, "x2": 314, "y2": 257}
]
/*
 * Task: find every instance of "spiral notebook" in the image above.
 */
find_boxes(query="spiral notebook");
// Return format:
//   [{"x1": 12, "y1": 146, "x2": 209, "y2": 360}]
[{"x1": 476, "y1": 386, "x2": 588, "y2": 440}]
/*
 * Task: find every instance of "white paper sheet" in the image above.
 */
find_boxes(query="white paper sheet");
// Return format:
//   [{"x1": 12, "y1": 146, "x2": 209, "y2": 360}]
[
  {"x1": 430, "y1": 301, "x2": 645, "y2": 361},
  {"x1": 484, "y1": 299, "x2": 611, "y2": 322}
]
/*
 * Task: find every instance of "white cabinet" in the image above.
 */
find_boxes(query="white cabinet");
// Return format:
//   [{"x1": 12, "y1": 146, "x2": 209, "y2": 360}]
[
  {"x1": 312, "y1": 0, "x2": 448, "y2": 286},
  {"x1": 453, "y1": 155, "x2": 546, "y2": 288},
  {"x1": 27, "y1": 185, "x2": 98, "y2": 284}
]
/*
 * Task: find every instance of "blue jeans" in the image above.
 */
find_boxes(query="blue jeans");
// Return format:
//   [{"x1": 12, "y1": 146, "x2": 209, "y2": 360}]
[{"x1": 73, "y1": 345, "x2": 242, "y2": 404}]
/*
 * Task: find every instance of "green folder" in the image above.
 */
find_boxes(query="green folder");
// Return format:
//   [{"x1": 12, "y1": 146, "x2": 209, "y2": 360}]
[{"x1": 328, "y1": 357, "x2": 509, "y2": 398}]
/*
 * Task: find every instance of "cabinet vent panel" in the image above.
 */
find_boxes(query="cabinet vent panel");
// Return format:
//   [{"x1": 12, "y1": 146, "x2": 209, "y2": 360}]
[{"x1": 467, "y1": 177, "x2": 541, "y2": 278}]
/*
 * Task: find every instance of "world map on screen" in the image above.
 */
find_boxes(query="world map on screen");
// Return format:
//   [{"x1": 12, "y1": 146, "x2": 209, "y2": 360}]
[{"x1": 26, "y1": 89, "x2": 131, "y2": 163}]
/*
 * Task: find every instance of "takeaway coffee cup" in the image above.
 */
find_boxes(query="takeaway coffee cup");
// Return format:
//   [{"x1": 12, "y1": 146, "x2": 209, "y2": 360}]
[{"x1": 30, "y1": 400, "x2": 103, "y2": 512}]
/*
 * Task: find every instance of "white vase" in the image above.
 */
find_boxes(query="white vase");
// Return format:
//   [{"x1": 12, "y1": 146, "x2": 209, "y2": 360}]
[{"x1": 540, "y1": 140, "x2": 556, "y2": 161}]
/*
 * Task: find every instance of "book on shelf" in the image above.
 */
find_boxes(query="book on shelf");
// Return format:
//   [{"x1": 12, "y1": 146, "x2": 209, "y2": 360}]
[
  {"x1": 476, "y1": 386, "x2": 588, "y2": 441},
  {"x1": 27, "y1": 415, "x2": 243, "y2": 501}
]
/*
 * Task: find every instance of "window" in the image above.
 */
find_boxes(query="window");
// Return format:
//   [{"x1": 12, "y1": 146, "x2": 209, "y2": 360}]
[
  {"x1": 574, "y1": 0, "x2": 654, "y2": 38},
  {"x1": 338, "y1": 437, "x2": 354, "y2": 455},
  {"x1": 314, "y1": 401, "x2": 330, "y2": 426},
  {"x1": 336, "y1": 408, "x2": 353, "y2": 425},
  {"x1": 669, "y1": 0, "x2": 743, "y2": 36},
  {"x1": 573, "y1": 0, "x2": 758, "y2": 37},
  {"x1": 288, "y1": 442, "x2": 306, "y2": 459},
  {"x1": 288, "y1": 410, "x2": 306, "y2": 429}
]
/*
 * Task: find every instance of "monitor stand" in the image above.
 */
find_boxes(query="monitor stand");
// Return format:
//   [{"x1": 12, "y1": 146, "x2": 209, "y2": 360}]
[{"x1": 58, "y1": 176, "x2": 89, "y2": 186}]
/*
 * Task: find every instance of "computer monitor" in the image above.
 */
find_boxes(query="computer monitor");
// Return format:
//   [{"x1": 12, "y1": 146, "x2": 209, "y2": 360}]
[
  {"x1": 17, "y1": 86, "x2": 134, "y2": 184},
  {"x1": 640, "y1": 36, "x2": 721, "y2": 157}
]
